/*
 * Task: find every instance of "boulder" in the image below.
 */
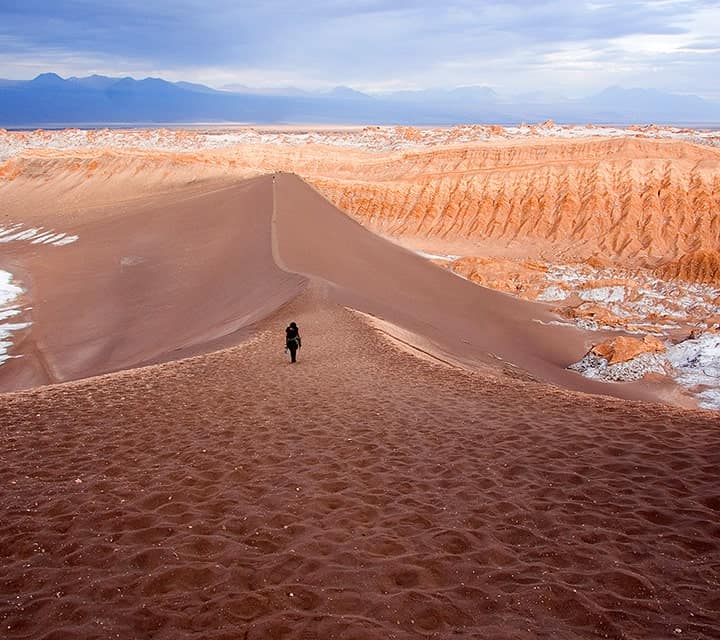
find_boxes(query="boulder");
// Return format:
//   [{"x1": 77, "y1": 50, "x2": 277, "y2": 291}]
[{"x1": 590, "y1": 335, "x2": 666, "y2": 365}]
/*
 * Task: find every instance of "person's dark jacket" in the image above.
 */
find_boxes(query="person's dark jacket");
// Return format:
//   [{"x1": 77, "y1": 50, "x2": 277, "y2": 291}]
[{"x1": 286, "y1": 326, "x2": 301, "y2": 349}]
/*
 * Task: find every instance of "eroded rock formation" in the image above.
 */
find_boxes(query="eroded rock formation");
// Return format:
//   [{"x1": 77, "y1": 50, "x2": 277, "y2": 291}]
[
  {"x1": 591, "y1": 336, "x2": 666, "y2": 365},
  {"x1": 655, "y1": 250, "x2": 720, "y2": 285}
]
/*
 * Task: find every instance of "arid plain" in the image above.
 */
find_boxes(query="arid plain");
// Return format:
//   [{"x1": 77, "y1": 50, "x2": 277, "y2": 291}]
[{"x1": 1, "y1": 125, "x2": 719, "y2": 639}]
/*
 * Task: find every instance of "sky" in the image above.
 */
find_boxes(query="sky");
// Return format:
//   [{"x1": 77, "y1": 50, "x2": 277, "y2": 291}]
[{"x1": 0, "y1": 0, "x2": 719, "y2": 98}]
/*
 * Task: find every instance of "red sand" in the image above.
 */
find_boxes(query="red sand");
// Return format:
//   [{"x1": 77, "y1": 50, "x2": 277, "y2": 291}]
[{"x1": 1, "y1": 174, "x2": 719, "y2": 639}]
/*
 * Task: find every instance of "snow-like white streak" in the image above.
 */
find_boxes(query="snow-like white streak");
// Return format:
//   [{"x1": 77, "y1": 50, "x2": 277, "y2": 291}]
[
  {"x1": 0, "y1": 225, "x2": 23, "y2": 238},
  {"x1": 53, "y1": 235, "x2": 78, "y2": 246},
  {"x1": 415, "y1": 250, "x2": 461, "y2": 261},
  {"x1": 0, "y1": 224, "x2": 78, "y2": 247},
  {"x1": 43, "y1": 233, "x2": 66, "y2": 244},
  {"x1": 31, "y1": 231, "x2": 56, "y2": 244},
  {"x1": 0, "y1": 270, "x2": 30, "y2": 366},
  {"x1": 0, "y1": 308, "x2": 21, "y2": 321},
  {"x1": 578, "y1": 286, "x2": 626, "y2": 303},
  {"x1": 0, "y1": 271, "x2": 23, "y2": 307}
]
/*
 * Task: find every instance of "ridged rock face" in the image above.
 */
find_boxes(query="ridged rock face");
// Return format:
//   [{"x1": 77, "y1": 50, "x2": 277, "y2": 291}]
[
  {"x1": 591, "y1": 336, "x2": 667, "y2": 365},
  {"x1": 309, "y1": 138, "x2": 720, "y2": 266},
  {"x1": 655, "y1": 250, "x2": 720, "y2": 285},
  {"x1": 441, "y1": 257, "x2": 550, "y2": 296},
  {"x1": 3, "y1": 137, "x2": 719, "y2": 267}
]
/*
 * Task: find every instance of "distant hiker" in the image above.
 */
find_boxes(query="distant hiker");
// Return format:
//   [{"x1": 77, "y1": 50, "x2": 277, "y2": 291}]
[{"x1": 285, "y1": 322, "x2": 302, "y2": 363}]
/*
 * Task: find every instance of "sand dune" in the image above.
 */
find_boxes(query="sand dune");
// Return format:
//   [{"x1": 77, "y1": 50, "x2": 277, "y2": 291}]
[
  {"x1": 0, "y1": 176, "x2": 304, "y2": 391},
  {"x1": 0, "y1": 172, "x2": 676, "y2": 403},
  {"x1": 1, "y1": 138, "x2": 719, "y2": 638}
]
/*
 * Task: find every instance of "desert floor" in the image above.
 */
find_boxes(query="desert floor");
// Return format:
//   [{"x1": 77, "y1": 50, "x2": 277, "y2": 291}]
[{"x1": 1, "y1": 282, "x2": 719, "y2": 639}]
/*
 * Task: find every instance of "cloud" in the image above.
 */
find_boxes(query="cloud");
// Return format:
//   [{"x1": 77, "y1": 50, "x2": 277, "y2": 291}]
[{"x1": 0, "y1": 1, "x2": 718, "y2": 97}]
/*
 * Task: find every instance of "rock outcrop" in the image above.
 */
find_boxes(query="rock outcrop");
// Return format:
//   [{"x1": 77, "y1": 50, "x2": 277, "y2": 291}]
[
  {"x1": 655, "y1": 250, "x2": 720, "y2": 285},
  {"x1": 310, "y1": 137, "x2": 720, "y2": 265},
  {"x1": 590, "y1": 336, "x2": 667, "y2": 365}
]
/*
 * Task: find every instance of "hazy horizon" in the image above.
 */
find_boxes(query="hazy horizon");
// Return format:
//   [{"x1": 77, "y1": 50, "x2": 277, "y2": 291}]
[
  {"x1": 1, "y1": 1, "x2": 719, "y2": 99},
  {"x1": 3, "y1": 71, "x2": 719, "y2": 104}
]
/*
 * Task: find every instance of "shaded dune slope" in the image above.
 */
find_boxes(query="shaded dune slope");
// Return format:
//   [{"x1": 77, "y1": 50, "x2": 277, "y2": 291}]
[
  {"x1": 273, "y1": 174, "x2": 665, "y2": 402},
  {"x1": 2, "y1": 172, "x2": 667, "y2": 402},
  {"x1": 0, "y1": 177, "x2": 305, "y2": 391}
]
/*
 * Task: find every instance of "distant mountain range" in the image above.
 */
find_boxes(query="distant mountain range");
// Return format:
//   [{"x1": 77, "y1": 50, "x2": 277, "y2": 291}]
[{"x1": 1, "y1": 73, "x2": 719, "y2": 126}]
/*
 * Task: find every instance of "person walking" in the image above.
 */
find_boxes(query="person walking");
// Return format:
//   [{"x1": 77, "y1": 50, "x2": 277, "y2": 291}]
[{"x1": 285, "y1": 322, "x2": 302, "y2": 363}]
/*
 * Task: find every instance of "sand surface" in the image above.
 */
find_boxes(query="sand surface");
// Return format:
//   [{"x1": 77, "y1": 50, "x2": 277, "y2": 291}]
[
  {"x1": 1, "y1": 173, "x2": 719, "y2": 638},
  {"x1": 1, "y1": 284, "x2": 719, "y2": 639}
]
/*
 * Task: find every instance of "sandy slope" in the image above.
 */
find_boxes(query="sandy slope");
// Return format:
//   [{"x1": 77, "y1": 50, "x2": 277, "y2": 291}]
[
  {"x1": 1, "y1": 284, "x2": 719, "y2": 640},
  {"x1": 1, "y1": 172, "x2": 719, "y2": 639},
  {"x1": 0, "y1": 177, "x2": 304, "y2": 390}
]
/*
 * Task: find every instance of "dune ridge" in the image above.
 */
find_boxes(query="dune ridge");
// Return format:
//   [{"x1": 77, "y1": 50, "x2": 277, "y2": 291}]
[{"x1": 0, "y1": 171, "x2": 684, "y2": 404}]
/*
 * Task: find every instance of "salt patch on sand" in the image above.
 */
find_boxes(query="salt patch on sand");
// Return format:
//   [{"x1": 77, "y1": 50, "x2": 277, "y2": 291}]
[
  {"x1": 539, "y1": 264, "x2": 720, "y2": 332},
  {"x1": 570, "y1": 333, "x2": 720, "y2": 410},
  {"x1": 667, "y1": 334, "x2": 720, "y2": 410},
  {"x1": 0, "y1": 224, "x2": 78, "y2": 247},
  {"x1": 2, "y1": 123, "x2": 718, "y2": 160},
  {"x1": 536, "y1": 285, "x2": 569, "y2": 302},
  {"x1": 578, "y1": 286, "x2": 626, "y2": 303},
  {"x1": 415, "y1": 250, "x2": 461, "y2": 262},
  {"x1": 569, "y1": 352, "x2": 667, "y2": 382},
  {"x1": 0, "y1": 271, "x2": 30, "y2": 365}
]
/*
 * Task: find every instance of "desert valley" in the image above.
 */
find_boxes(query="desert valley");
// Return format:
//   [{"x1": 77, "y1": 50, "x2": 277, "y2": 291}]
[{"x1": 1, "y1": 124, "x2": 719, "y2": 639}]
